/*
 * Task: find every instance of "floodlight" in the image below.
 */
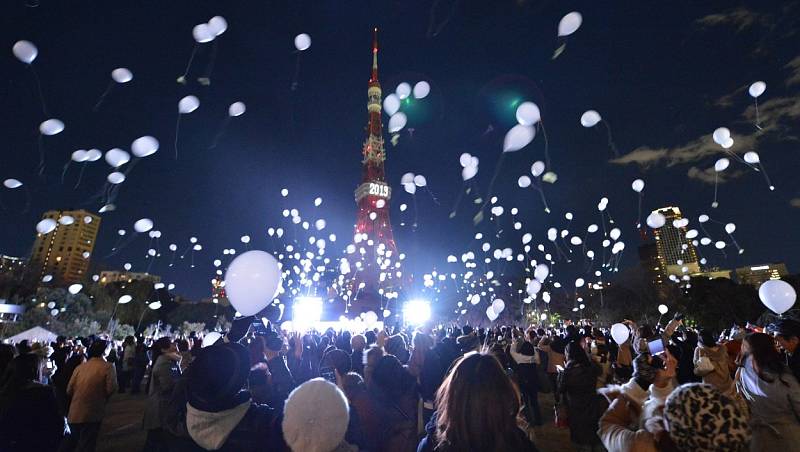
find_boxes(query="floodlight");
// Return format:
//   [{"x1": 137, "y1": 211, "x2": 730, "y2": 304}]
[
  {"x1": 292, "y1": 296, "x2": 323, "y2": 331},
  {"x1": 403, "y1": 299, "x2": 431, "y2": 325}
]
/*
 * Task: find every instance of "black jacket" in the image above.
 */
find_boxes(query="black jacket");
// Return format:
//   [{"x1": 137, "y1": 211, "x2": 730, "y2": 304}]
[{"x1": 0, "y1": 383, "x2": 66, "y2": 452}]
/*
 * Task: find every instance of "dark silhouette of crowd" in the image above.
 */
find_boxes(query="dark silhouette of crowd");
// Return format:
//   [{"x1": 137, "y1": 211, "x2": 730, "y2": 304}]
[{"x1": 1, "y1": 313, "x2": 799, "y2": 451}]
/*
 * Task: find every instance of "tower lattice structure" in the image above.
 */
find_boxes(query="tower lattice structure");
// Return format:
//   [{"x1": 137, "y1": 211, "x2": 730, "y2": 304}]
[{"x1": 350, "y1": 29, "x2": 399, "y2": 314}]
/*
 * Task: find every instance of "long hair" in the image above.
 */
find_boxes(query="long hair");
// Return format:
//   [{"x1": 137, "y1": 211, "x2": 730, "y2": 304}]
[
  {"x1": 565, "y1": 341, "x2": 590, "y2": 367},
  {"x1": 434, "y1": 352, "x2": 527, "y2": 452},
  {"x1": 743, "y1": 332, "x2": 791, "y2": 385}
]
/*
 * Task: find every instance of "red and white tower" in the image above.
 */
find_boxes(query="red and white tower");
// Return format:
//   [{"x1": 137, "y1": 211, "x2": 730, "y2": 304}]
[{"x1": 350, "y1": 29, "x2": 399, "y2": 313}]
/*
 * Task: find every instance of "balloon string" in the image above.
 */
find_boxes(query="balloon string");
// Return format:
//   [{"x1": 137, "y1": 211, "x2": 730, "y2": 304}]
[
  {"x1": 426, "y1": 186, "x2": 440, "y2": 206},
  {"x1": 60, "y1": 161, "x2": 71, "y2": 184},
  {"x1": 74, "y1": 163, "x2": 86, "y2": 189},
  {"x1": 534, "y1": 183, "x2": 551, "y2": 213},
  {"x1": 200, "y1": 40, "x2": 219, "y2": 84},
  {"x1": 174, "y1": 113, "x2": 182, "y2": 160},
  {"x1": 759, "y1": 163, "x2": 774, "y2": 190},
  {"x1": 712, "y1": 172, "x2": 719, "y2": 207},
  {"x1": 208, "y1": 116, "x2": 231, "y2": 149},
  {"x1": 602, "y1": 120, "x2": 619, "y2": 158},
  {"x1": 636, "y1": 193, "x2": 642, "y2": 229},
  {"x1": 178, "y1": 44, "x2": 199, "y2": 83},
  {"x1": 449, "y1": 182, "x2": 467, "y2": 218},
  {"x1": 475, "y1": 153, "x2": 507, "y2": 224},
  {"x1": 29, "y1": 65, "x2": 49, "y2": 117},
  {"x1": 92, "y1": 80, "x2": 114, "y2": 112},
  {"x1": 540, "y1": 121, "x2": 552, "y2": 169},
  {"x1": 291, "y1": 53, "x2": 302, "y2": 91},
  {"x1": 754, "y1": 97, "x2": 762, "y2": 130},
  {"x1": 412, "y1": 195, "x2": 419, "y2": 230},
  {"x1": 37, "y1": 135, "x2": 46, "y2": 177}
]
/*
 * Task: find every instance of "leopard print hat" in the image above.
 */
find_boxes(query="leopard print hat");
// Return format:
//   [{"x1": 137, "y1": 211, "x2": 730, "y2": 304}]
[{"x1": 664, "y1": 383, "x2": 751, "y2": 452}]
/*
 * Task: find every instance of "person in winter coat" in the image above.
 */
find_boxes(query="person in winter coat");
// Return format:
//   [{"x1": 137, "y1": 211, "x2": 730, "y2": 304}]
[
  {"x1": 0, "y1": 353, "x2": 66, "y2": 451},
  {"x1": 63, "y1": 340, "x2": 118, "y2": 452},
  {"x1": 283, "y1": 378, "x2": 357, "y2": 452},
  {"x1": 772, "y1": 318, "x2": 800, "y2": 383},
  {"x1": 417, "y1": 352, "x2": 539, "y2": 452},
  {"x1": 557, "y1": 341, "x2": 605, "y2": 452},
  {"x1": 510, "y1": 336, "x2": 542, "y2": 426},
  {"x1": 143, "y1": 337, "x2": 182, "y2": 451},
  {"x1": 599, "y1": 383, "x2": 751, "y2": 452},
  {"x1": 736, "y1": 332, "x2": 800, "y2": 451},
  {"x1": 694, "y1": 329, "x2": 735, "y2": 397},
  {"x1": 408, "y1": 331, "x2": 445, "y2": 428},
  {"x1": 176, "y1": 342, "x2": 286, "y2": 451},
  {"x1": 539, "y1": 335, "x2": 565, "y2": 392}
]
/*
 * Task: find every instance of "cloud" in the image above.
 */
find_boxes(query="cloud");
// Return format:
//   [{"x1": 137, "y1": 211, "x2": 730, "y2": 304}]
[
  {"x1": 686, "y1": 166, "x2": 745, "y2": 185},
  {"x1": 612, "y1": 132, "x2": 758, "y2": 169},
  {"x1": 785, "y1": 56, "x2": 800, "y2": 86},
  {"x1": 695, "y1": 7, "x2": 768, "y2": 32},
  {"x1": 791, "y1": 198, "x2": 800, "y2": 208}
]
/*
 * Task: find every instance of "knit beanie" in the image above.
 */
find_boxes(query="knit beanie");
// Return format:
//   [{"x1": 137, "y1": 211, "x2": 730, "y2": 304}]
[
  {"x1": 664, "y1": 383, "x2": 750, "y2": 451},
  {"x1": 283, "y1": 378, "x2": 350, "y2": 452}
]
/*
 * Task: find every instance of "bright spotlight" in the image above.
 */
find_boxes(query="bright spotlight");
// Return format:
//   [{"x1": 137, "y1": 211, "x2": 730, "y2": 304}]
[
  {"x1": 292, "y1": 296, "x2": 323, "y2": 331},
  {"x1": 403, "y1": 299, "x2": 431, "y2": 325}
]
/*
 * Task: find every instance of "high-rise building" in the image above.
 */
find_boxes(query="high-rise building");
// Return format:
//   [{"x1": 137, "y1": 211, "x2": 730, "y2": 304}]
[
  {"x1": 351, "y1": 29, "x2": 399, "y2": 313},
  {"x1": 651, "y1": 206, "x2": 700, "y2": 278},
  {"x1": 29, "y1": 210, "x2": 100, "y2": 285},
  {"x1": 98, "y1": 270, "x2": 160, "y2": 286},
  {"x1": 735, "y1": 263, "x2": 788, "y2": 287}
]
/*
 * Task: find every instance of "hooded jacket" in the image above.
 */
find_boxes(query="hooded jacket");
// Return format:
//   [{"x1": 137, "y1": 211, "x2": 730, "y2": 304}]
[
  {"x1": 693, "y1": 344, "x2": 733, "y2": 396},
  {"x1": 181, "y1": 401, "x2": 286, "y2": 452}
]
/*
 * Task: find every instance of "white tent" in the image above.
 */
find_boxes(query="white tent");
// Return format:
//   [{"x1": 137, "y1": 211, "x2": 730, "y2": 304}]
[{"x1": 4, "y1": 326, "x2": 58, "y2": 344}]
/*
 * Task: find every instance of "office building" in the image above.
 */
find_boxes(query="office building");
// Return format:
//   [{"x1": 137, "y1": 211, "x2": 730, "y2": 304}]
[
  {"x1": 99, "y1": 271, "x2": 161, "y2": 286},
  {"x1": 29, "y1": 210, "x2": 100, "y2": 285},
  {"x1": 735, "y1": 263, "x2": 788, "y2": 287},
  {"x1": 651, "y1": 206, "x2": 700, "y2": 277}
]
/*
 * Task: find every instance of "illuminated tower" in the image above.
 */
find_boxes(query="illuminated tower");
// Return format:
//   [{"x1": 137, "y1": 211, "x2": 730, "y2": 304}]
[
  {"x1": 351, "y1": 29, "x2": 398, "y2": 311},
  {"x1": 651, "y1": 206, "x2": 700, "y2": 279}
]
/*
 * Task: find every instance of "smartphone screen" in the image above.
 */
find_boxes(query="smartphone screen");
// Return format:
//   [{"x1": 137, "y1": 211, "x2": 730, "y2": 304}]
[
  {"x1": 647, "y1": 338, "x2": 666, "y2": 356},
  {"x1": 46, "y1": 360, "x2": 53, "y2": 369},
  {"x1": 555, "y1": 364, "x2": 565, "y2": 372}
]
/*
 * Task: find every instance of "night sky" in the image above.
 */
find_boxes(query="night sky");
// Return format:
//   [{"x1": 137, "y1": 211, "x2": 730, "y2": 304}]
[{"x1": 1, "y1": 1, "x2": 799, "y2": 301}]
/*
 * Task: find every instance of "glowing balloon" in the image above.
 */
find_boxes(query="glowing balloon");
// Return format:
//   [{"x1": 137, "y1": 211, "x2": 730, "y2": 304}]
[
  {"x1": 526, "y1": 280, "x2": 541, "y2": 296},
  {"x1": 71, "y1": 150, "x2": 88, "y2": 163},
  {"x1": 611, "y1": 323, "x2": 629, "y2": 345},
  {"x1": 531, "y1": 161, "x2": 545, "y2": 177},
  {"x1": 646, "y1": 212, "x2": 666, "y2": 229},
  {"x1": 414, "y1": 175, "x2": 427, "y2": 187},
  {"x1": 631, "y1": 179, "x2": 645, "y2": 193},
  {"x1": 516, "y1": 102, "x2": 541, "y2": 126},
  {"x1": 580, "y1": 110, "x2": 601, "y2": 128},
  {"x1": 744, "y1": 151, "x2": 760, "y2": 164},
  {"x1": 225, "y1": 250, "x2": 282, "y2": 316},
  {"x1": 462, "y1": 165, "x2": 478, "y2": 181},
  {"x1": 119, "y1": 295, "x2": 133, "y2": 304},
  {"x1": 459, "y1": 153, "x2": 473, "y2": 168},
  {"x1": 714, "y1": 158, "x2": 730, "y2": 172},
  {"x1": 534, "y1": 263, "x2": 549, "y2": 282},
  {"x1": 179, "y1": 95, "x2": 200, "y2": 114},
  {"x1": 13, "y1": 40, "x2": 38, "y2": 64},
  {"x1": 388, "y1": 112, "x2": 407, "y2": 133},
  {"x1": 518, "y1": 175, "x2": 531, "y2": 188},
  {"x1": 396, "y1": 82, "x2": 411, "y2": 100},
  {"x1": 712, "y1": 127, "x2": 730, "y2": 145},
  {"x1": 486, "y1": 306, "x2": 499, "y2": 322},
  {"x1": 758, "y1": 279, "x2": 796, "y2": 315},
  {"x1": 111, "y1": 68, "x2": 133, "y2": 83},
  {"x1": 134, "y1": 218, "x2": 154, "y2": 233},
  {"x1": 58, "y1": 216, "x2": 74, "y2": 226},
  {"x1": 725, "y1": 223, "x2": 736, "y2": 234},
  {"x1": 294, "y1": 33, "x2": 311, "y2": 51},
  {"x1": 658, "y1": 304, "x2": 669, "y2": 315},
  {"x1": 36, "y1": 219, "x2": 57, "y2": 234},
  {"x1": 39, "y1": 119, "x2": 65, "y2": 136},
  {"x1": 503, "y1": 124, "x2": 535, "y2": 153},
  {"x1": 131, "y1": 136, "x2": 159, "y2": 157},
  {"x1": 492, "y1": 298, "x2": 505, "y2": 314},
  {"x1": 107, "y1": 172, "x2": 125, "y2": 184},
  {"x1": 748, "y1": 81, "x2": 766, "y2": 98},
  {"x1": 105, "y1": 148, "x2": 130, "y2": 167},
  {"x1": 610, "y1": 228, "x2": 621, "y2": 240},
  {"x1": 413, "y1": 81, "x2": 431, "y2": 99},
  {"x1": 208, "y1": 16, "x2": 228, "y2": 36},
  {"x1": 558, "y1": 12, "x2": 583, "y2": 37},
  {"x1": 68, "y1": 284, "x2": 83, "y2": 294},
  {"x1": 3, "y1": 179, "x2": 22, "y2": 189},
  {"x1": 228, "y1": 101, "x2": 246, "y2": 117},
  {"x1": 193, "y1": 23, "x2": 215, "y2": 43},
  {"x1": 86, "y1": 149, "x2": 102, "y2": 161}
]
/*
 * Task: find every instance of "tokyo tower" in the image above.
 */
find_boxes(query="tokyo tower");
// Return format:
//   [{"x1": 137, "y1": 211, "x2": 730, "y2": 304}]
[{"x1": 350, "y1": 28, "x2": 399, "y2": 314}]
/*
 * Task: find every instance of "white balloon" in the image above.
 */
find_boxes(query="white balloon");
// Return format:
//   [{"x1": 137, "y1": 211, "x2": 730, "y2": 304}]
[
  {"x1": 414, "y1": 175, "x2": 427, "y2": 187},
  {"x1": 388, "y1": 112, "x2": 407, "y2": 133},
  {"x1": 526, "y1": 280, "x2": 541, "y2": 296},
  {"x1": 111, "y1": 68, "x2": 133, "y2": 83},
  {"x1": 531, "y1": 161, "x2": 546, "y2": 177},
  {"x1": 39, "y1": 119, "x2": 65, "y2": 136},
  {"x1": 744, "y1": 151, "x2": 760, "y2": 164},
  {"x1": 396, "y1": 82, "x2": 412, "y2": 100},
  {"x1": 225, "y1": 250, "x2": 282, "y2": 316},
  {"x1": 686, "y1": 229, "x2": 699, "y2": 239},
  {"x1": 748, "y1": 81, "x2": 766, "y2": 98},
  {"x1": 558, "y1": 12, "x2": 583, "y2": 37},
  {"x1": 518, "y1": 175, "x2": 531, "y2": 188},
  {"x1": 413, "y1": 81, "x2": 431, "y2": 99},
  {"x1": 658, "y1": 304, "x2": 669, "y2": 315},
  {"x1": 486, "y1": 306, "x2": 498, "y2": 322},
  {"x1": 3, "y1": 179, "x2": 23, "y2": 189},
  {"x1": 516, "y1": 102, "x2": 541, "y2": 126},
  {"x1": 580, "y1": 110, "x2": 601, "y2": 128},
  {"x1": 575, "y1": 278, "x2": 585, "y2": 288},
  {"x1": 587, "y1": 224, "x2": 599, "y2": 233},
  {"x1": 58, "y1": 216, "x2": 74, "y2": 226},
  {"x1": 85, "y1": 149, "x2": 102, "y2": 161},
  {"x1": 179, "y1": 95, "x2": 200, "y2": 114},
  {"x1": 725, "y1": 223, "x2": 736, "y2": 234},
  {"x1": 631, "y1": 179, "x2": 645, "y2": 193},
  {"x1": 119, "y1": 295, "x2": 133, "y2": 304},
  {"x1": 315, "y1": 219, "x2": 326, "y2": 230},
  {"x1": 228, "y1": 101, "x2": 246, "y2": 117},
  {"x1": 208, "y1": 16, "x2": 228, "y2": 36},
  {"x1": 107, "y1": 172, "x2": 126, "y2": 184},
  {"x1": 462, "y1": 165, "x2": 478, "y2": 181},
  {"x1": 758, "y1": 279, "x2": 796, "y2": 315},
  {"x1": 202, "y1": 332, "x2": 223, "y2": 348},
  {"x1": 715, "y1": 241, "x2": 726, "y2": 249},
  {"x1": 646, "y1": 212, "x2": 666, "y2": 229},
  {"x1": 403, "y1": 182, "x2": 416, "y2": 195},
  {"x1": 131, "y1": 136, "x2": 159, "y2": 157},
  {"x1": 610, "y1": 228, "x2": 621, "y2": 240},
  {"x1": 383, "y1": 93, "x2": 401, "y2": 116},
  {"x1": 71, "y1": 150, "x2": 89, "y2": 163},
  {"x1": 68, "y1": 284, "x2": 83, "y2": 295},
  {"x1": 611, "y1": 323, "x2": 630, "y2": 345},
  {"x1": 492, "y1": 298, "x2": 505, "y2": 314},
  {"x1": 294, "y1": 33, "x2": 311, "y2": 51},
  {"x1": 134, "y1": 218, "x2": 154, "y2": 233},
  {"x1": 12, "y1": 40, "x2": 38, "y2": 64},
  {"x1": 503, "y1": 124, "x2": 535, "y2": 153},
  {"x1": 36, "y1": 219, "x2": 57, "y2": 234},
  {"x1": 105, "y1": 148, "x2": 130, "y2": 167},
  {"x1": 714, "y1": 158, "x2": 730, "y2": 172},
  {"x1": 193, "y1": 23, "x2": 215, "y2": 43},
  {"x1": 712, "y1": 127, "x2": 731, "y2": 145},
  {"x1": 534, "y1": 263, "x2": 549, "y2": 282}
]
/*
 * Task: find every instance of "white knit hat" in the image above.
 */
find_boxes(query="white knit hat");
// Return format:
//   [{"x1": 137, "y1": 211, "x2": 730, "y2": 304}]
[{"x1": 282, "y1": 378, "x2": 350, "y2": 452}]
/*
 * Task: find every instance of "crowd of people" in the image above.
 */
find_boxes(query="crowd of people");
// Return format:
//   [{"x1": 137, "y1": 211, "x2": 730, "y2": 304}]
[{"x1": 1, "y1": 313, "x2": 800, "y2": 451}]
